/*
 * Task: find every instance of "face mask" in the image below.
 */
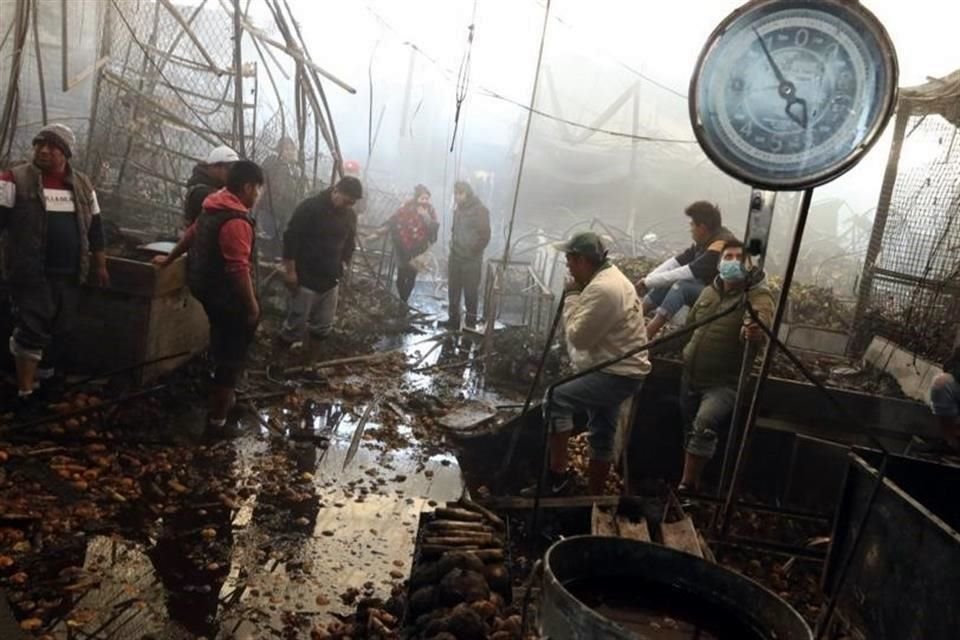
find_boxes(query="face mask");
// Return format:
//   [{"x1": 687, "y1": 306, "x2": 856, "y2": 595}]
[{"x1": 718, "y1": 260, "x2": 745, "y2": 282}]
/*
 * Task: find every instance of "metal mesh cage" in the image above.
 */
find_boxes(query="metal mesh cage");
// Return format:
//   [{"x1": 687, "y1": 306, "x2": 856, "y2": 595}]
[
  {"x1": 85, "y1": 0, "x2": 340, "y2": 238},
  {"x1": 852, "y1": 75, "x2": 960, "y2": 362}
]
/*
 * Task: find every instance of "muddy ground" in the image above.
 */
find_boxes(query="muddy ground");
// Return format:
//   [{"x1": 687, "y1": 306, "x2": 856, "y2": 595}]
[{"x1": 0, "y1": 270, "x2": 534, "y2": 639}]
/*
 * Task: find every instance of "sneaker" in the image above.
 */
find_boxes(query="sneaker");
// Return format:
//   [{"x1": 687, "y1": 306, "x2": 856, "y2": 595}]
[{"x1": 520, "y1": 471, "x2": 572, "y2": 498}]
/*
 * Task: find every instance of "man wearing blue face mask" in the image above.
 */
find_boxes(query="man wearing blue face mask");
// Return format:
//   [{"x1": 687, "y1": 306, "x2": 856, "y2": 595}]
[{"x1": 677, "y1": 239, "x2": 774, "y2": 492}]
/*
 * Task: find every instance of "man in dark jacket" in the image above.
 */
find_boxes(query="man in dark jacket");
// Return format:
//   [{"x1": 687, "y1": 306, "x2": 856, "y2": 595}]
[
  {"x1": 677, "y1": 239, "x2": 774, "y2": 491},
  {"x1": 447, "y1": 181, "x2": 491, "y2": 328},
  {"x1": 636, "y1": 201, "x2": 736, "y2": 339},
  {"x1": 0, "y1": 124, "x2": 109, "y2": 413},
  {"x1": 183, "y1": 145, "x2": 239, "y2": 227},
  {"x1": 279, "y1": 176, "x2": 362, "y2": 345}
]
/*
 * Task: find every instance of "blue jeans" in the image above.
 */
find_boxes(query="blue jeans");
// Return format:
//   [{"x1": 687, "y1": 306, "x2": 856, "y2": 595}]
[
  {"x1": 680, "y1": 378, "x2": 737, "y2": 459},
  {"x1": 930, "y1": 373, "x2": 960, "y2": 417},
  {"x1": 645, "y1": 279, "x2": 705, "y2": 319},
  {"x1": 544, "y1": 371, "x2": 644, "y2": 462}
]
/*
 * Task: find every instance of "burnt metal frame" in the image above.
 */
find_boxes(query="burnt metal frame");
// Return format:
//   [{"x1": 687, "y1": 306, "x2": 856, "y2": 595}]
[
  {"x1": 60, "y1": 0, "x2": 111, "y2": 92},
  {"x1": 849, "y1": 88, "x2": 960, "y2": 358},
  {"x1": 848, "y1": 100, "x2": 910, "y2": 355}
]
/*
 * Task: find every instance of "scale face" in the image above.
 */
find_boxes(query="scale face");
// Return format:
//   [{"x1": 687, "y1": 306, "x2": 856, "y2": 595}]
[{"x1": 690, "y1": 0, "x2": 898, "y2": 190}]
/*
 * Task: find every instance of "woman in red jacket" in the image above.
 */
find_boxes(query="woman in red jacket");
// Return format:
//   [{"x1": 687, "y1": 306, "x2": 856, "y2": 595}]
[{"x1": 375, "y1": 184, "x2": 439, "y2": 303}]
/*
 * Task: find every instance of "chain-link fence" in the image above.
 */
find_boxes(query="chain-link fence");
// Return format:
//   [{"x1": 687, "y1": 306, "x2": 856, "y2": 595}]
[
  {"x1": 852, "y1": 75, "x2": 960, "y2": 362},
  {"x1": 84, "y1": 0, "x2": 342, "y2": 238},
  {"x1": 88, "y1": 0, "x2": 248, "y2": 234},
  {"x1": 0, "y1": 0, "x2": 107, "y2": 165}
]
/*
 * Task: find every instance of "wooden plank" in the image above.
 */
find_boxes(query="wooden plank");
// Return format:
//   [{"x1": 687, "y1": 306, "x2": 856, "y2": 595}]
[
  {"x1": 698, "y1": 531, "x2": 716, "y2": 563},
  {"x1": 661, "y1": 517, "x2": 704, "y2": 558},
  {"x1": 591, "y1": 503, "x2": 618, "y2": 537},
  {"x1": 616, "y1": 516, "x2": 651, "y2": 542}
]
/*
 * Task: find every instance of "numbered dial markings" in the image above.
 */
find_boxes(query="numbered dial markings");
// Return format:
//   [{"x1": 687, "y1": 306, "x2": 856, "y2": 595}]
[
  {"x1": 690, "y1": 0, "x2": 898, "y2": 189},
  {"x1": 720, "y1": 22, "x2": 861, "y2": 161}
]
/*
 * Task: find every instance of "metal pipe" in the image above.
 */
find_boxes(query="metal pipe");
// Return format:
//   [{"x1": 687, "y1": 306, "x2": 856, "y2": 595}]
[
  {"x1": 232, "y1": 0, "x2": 245, "y2": 156},
  {"x1": 84, "y1": 1, "x2": 113, "y2": 178},
  {"x1": 717, "y1": 189, "x2": 776, "y2": 498},
  {"x1": 708, "y1": 536, "x2": 827, "y2": 562},
  {"x1": 279, "y1": 0, "x2": 345, "y2": 179},
  {"x1": 32, "y1": 0, "x2": 47, "y2": 125},
  {"x1": 0, "y1": 0, "x2": 31, "y2": 160},
  {"x1": 717, "y1": 189, "x2": 813, "y2": 536},
  {"x1": 157, "y1": 0, "x2": 223, "y2": 73},
  {"x1": 848, "y1": 101, "x2": 909, "y2": 356},
  {"x1": 483, "y1": 0, "x2": 553, "y2": 358},
  {"x1": 497, "y1": 295, "x2": 565, "y2": 478},
  {"x1": 59, "y1": 0, "x2": 67, "y2": 91},
  {"x1": 814, "y1": 455, "x2": 889, "y2": 639}
]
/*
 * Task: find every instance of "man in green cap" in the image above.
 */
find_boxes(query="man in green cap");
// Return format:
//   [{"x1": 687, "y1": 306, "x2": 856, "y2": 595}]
[{"x1": 522, "y1": 232, "x2": 651, "y2": 496}]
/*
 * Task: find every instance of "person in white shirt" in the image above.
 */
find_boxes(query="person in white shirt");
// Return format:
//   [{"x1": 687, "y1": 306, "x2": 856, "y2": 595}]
[
  {"x1": 522, "y1": 232, "x2": 651, "y2": 496},
  {"x1": 635, "y1": 202, "x2": 736, "y2": 339}
]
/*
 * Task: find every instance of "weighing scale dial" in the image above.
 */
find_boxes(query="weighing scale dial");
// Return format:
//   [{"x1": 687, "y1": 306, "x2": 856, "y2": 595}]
[{"x1": 690, "y1": 0, "x2": 898, "y2": 190}]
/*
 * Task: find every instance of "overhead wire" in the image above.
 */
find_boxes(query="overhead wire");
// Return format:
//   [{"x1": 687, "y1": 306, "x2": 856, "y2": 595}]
[
  {"x1": 449, "y1": 0, "x2": 478, "y2": 152},
  {"x1": 531, "y1": 0, "x2": 687, "y2": 100},
  {"x1": 0, "y1": 0, "x2": 31, "y2": 161},
  {"x1": 365, "y1": 4, "x2": 694, "y2": 146},
  {"x1": 477, "y1": 87, "x2": 698, "y2": 143}
]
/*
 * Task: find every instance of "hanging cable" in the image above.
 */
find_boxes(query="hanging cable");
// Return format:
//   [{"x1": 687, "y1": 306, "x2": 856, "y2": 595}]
[
  {"x1": 367, "y1": 6, "x2": 695, "y2": 146},
  {"x1": 449, "y1": 0, "x2": 478, "y2": 152},
  {"x1": 0, "y1": 0, "x2": 32, "y2": 162}
]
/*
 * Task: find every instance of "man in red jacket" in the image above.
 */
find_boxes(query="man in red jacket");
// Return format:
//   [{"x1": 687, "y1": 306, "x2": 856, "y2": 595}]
[{"x1": 157, "y1": 161, "x2": 263, "y2": 432}]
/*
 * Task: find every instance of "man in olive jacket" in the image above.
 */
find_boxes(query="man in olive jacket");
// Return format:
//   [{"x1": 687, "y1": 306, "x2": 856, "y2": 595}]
[
  {"x1": 678, "y1": 239, "x2": 774, "y2": 491},
  {"x1": 446, "y1": 181, "x2": 490, "y2": 329}
]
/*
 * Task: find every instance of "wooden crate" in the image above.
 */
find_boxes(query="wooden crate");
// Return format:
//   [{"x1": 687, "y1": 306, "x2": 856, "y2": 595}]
[
  {"x1": 102, "y1": 254, "x2": 187, "y2": 298},
  {"x1": 71, "y1": 255, "x2": 208, "y2": 384}
]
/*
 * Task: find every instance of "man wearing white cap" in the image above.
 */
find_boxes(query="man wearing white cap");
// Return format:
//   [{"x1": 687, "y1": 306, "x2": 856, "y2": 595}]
[
  {"x1": 183, "y1": 145, "x2": 240, "y2": 227},
  {"x1": 0, "y1": 123, "x2": 109, "y2": 415}
]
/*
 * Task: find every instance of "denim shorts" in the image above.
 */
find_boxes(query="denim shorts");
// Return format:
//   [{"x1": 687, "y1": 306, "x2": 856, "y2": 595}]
[
  {"x1": 544, "y1": 371, "x2": 644, "y2": 462},
  {"x1": 644, "y1": 279, "x2": 705, "y2": 319},
  {"x1": 680, "y1": 378, "x2": 737, "y2": 459}
]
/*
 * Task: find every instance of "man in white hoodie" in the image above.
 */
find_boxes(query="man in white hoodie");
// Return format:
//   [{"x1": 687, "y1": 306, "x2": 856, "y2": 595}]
[{"x1": 523, "y1": 232, "x2": 651, "y2": 496}]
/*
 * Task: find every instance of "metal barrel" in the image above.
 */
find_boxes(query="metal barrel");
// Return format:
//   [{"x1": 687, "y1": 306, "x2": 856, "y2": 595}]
[{"x1": 540, "y1": 535, "x2": 812, "y2": 640}]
